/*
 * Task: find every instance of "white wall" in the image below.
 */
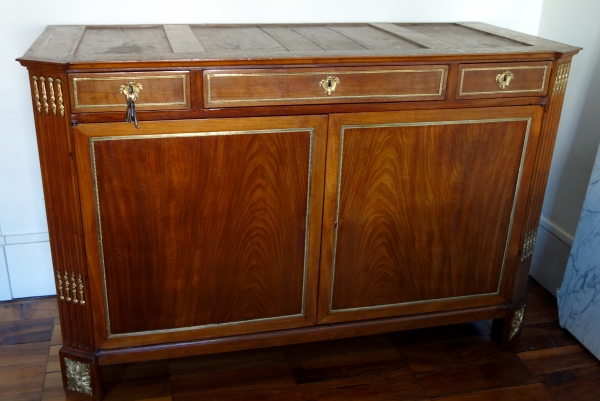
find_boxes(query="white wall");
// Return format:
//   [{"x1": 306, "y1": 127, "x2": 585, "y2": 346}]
[
  {"x1": 529, "y1": 0, "x2": 600, "y2": 295},
  {"x1": 0, "y1": 0, "x2": 545, "y2": 300}
]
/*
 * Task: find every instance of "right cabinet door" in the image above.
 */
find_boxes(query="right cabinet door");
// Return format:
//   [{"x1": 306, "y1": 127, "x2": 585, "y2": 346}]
[{"x1": 318, "y1": 106, "x2": 544, "y2": 324}]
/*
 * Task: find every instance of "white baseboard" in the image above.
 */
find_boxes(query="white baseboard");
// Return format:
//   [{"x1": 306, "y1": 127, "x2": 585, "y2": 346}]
[
  {"x1": 539, "y1": 216, "x2": 574, "y2": 247},
  {"x1": 0, "y1": 232, "x2": 54, "y2": 300},
  {"x1": 529, "y1": 224, "x2": 572, "y2": 296}
]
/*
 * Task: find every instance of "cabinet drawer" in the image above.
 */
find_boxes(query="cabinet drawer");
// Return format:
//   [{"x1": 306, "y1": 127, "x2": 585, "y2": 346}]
[
  {"x1": 204, "y1": 66, "x2": 448, "y2": 108},
  {"x1": 457, "y1": 62, "x2": 552, "y2": 99},
  {"x1": 69, "y1": 71, "x2": 191, "y2": 113}
]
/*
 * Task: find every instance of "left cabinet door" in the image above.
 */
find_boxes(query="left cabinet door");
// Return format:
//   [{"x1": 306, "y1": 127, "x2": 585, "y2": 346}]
[{"x1": 73, "y1": 115, "x2": 327, "y2": 349}]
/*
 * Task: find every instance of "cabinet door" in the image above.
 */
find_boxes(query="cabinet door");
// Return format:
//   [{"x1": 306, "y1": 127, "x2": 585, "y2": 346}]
[
  {"x1": 318, "y1": 107, "x2": 543, "y2": 324},
  {"x1": 74, "y1": 116, "x2": 326, "y2": 348}
]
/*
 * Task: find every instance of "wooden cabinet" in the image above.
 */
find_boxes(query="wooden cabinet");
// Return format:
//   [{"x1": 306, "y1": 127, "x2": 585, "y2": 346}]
[{"x1": 18, "y1": 23, "x2": 579, "y2": 400}]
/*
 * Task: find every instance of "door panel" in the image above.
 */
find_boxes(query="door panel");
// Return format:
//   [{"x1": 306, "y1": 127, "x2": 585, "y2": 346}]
[
  {"x1": 318, "y1": 107, "x2": 543, "y2": 324},
  {"x1": 74, "y1": 116, "x2": 326, "y2": 348}
]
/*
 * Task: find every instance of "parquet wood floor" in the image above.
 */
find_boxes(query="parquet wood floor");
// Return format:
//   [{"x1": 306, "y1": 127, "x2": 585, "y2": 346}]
[{"x1": 1, "y1": 278, "x2": 598, "y2": 400}]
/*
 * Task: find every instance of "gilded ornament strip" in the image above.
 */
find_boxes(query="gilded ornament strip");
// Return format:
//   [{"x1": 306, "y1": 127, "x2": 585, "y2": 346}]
[
  {"x1": 56, "y1": 270, "x2": 64, "y2": 300},
  {"x1": 56, "y1": 78, "x2": 65, "y2": 117},
  {"x1": 32, "y1": 76, "x2": 41, "y2": 114},
  {"x1": 32, "y1": 76, "x2": 65, "y2": 118},
  {"x1": 48, "y1": 77, "x2": 57, "y2": 116},
  {"x1": 40, "y1": 77, "x2": 49, "y2": 115}
]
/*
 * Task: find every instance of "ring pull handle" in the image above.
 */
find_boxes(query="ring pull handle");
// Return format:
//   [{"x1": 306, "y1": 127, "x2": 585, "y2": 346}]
[
  {"x1": 495, "y1": 71, "x2": 514, "y2": 90},
  {"x1": 319, "y1": 75, "x2": 340, "y2": 96},
  {"x1": 119, "y1": 82, "x2": 143, "y2": 128}
]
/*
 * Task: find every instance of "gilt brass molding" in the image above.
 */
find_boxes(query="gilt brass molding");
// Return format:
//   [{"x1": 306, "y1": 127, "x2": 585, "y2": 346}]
[
  {"x1": 64, "y1": 271, "x2": 71, "y2": 301},
  {"x1": 31, "y1": 76, "x2": 65, "y2": 118},
  {"x1": 89, "y1": 128, "x2": 315, "y2": 338},
  {"x1": 48, "y1": 77, "x2": 57, "y2": 116},
  {"x1": 40, "y1": 76, "x2": 49, "y2": 115},
  {"x1": 509, "y1": 305, "x2": 526, "y2": 341},
  {"x1": 32, "y1": 76, "x2": 41, "y2": 114},
  {"x1": 521, "y1": 229, "x2": 537, "y2": 261},
  {"x1": 329, "y1": 117, "x2": 532, "y2": 314},
  {"x1": 64, "y1": 358, "x2": 93, "y2": 396},
  {"x1": 56, "y1": 78, "x2": 65, "y2": 117},
  {"x1": 78, "y1": 274, "x2": 86, "y2": 305},
  {"x1": 56, "y1": 270, "x2": 85, "y2": 305},
  {"x1": 56, "y1": 270, "x2": 64, "y2": 301},
  {"x1": 553, "y1": 62, "x2": 571, "y2": 95}
]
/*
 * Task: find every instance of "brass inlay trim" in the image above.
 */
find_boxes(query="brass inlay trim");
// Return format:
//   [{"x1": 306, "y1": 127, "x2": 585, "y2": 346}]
[
  {"x1": 509, "y1": 304, "x2": 526, "y2": 341},
  {"x1": 56, "y1": 270, "x2": 64, "y2": 301},
  {"x1": 206, "y1": 68, "x2": 446, "y2": 105},
  {"x1": 89, "y1": 128, "x2": 315, "y2": 338},
  {"x1": 73, "y1": 75, "x2": 187, "y2": 109},
  {"x1": 329, "y1": 117, "x2": 532, "y2": 314},
  {"x1": 64, "y1": 358, "x2": 92, "y2": 396},
  {"x1": 40, "y1": 77, "x2": 49, "y2": 115},
  {"x1": 64, "y1": 271, "x2": 71, "y2": 302},
  {"x1": 78, "y1": 274, "x2": 85, "y2": 305},
  {"x1": 71, "y1": 272, "x2": 78, "y2": 304},
  {"x1": 32, "y1": 76, "x2": 41, "y2": 114},
  {"x1": 48, "y1": 77, "x2": 57, "y2": 116},
  {"x1": 459, "y1": 65, "x2": 548, "y2": 96},
  {"x1": 56, "y1": 79, "x2": 65, "y2": 117}
]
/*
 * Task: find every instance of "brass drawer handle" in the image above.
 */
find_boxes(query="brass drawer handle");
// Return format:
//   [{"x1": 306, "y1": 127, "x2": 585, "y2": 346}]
[
  {"x1": 496, "y1": 70, "x2": 514, "y2": 90},
  {"x1": 119, "y1": 82, "x2": 143, "y2": 128},
  {"x1": 319, "y1": 75, "x2": 340, "y2": 96}
]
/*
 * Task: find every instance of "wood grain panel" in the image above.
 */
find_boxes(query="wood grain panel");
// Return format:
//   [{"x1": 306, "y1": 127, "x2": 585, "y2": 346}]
[
  {"x1": 458, "y1": 61, "x2": 552, "y2": 99},
  {"x1": 70, "y1": 71, "x2": 190, "y2": 113},
  {"x1": 74, "y1": 116, "x2": 326, "y2": 348},
  {"x1": 333, "y1": 121, "x2": 524, "y2": 304},
  {"x1": 204, "y1": 65, "x2": 447, "y2": 108},
  {"x1": 94, "y1": 130, "x2": 310, "y2": 334},
  {"x1": 318, "y1": 106, "x2": 544, "y2": 324}
]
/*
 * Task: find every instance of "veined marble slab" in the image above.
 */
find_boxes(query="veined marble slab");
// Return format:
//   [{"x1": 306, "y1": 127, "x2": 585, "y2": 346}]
[{"x1": 558, "y1": 143, "x2": 600, "y2": 360}]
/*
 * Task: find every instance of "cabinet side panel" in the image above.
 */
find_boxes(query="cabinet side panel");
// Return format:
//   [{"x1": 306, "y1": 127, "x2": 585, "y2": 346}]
[
  {"x1": 512, "y1": 58, "x2": 573, "y2": 302},
  {"x1": 27, "y1": 68, "x2": 94, "y2": 351}
]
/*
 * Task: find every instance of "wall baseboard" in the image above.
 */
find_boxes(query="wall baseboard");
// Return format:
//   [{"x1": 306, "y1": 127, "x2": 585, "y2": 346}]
[
  {"x1": 0, "y1": 232, "x2": 54, "y2": 300},
  {"x1": 539, "y1": 216, "x2": 574, "y2": 247},
  {"x1": 529, "y1": 224, "x2": 572, "y2": 297}
]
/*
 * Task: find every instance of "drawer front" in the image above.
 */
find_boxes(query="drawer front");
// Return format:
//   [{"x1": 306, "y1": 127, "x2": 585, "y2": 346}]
[
  {"x1": 69, "y1": 71, "x2": 191, "y2": 113},
  {"x1": 457, "y1": 62, "x2": 552, "y2": 99},
  {"x1": 204, "y1": 66, "x2": 448, "y2": 108}
]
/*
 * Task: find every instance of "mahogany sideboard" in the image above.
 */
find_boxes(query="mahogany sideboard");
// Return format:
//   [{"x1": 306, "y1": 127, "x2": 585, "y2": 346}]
[{"x1": 18, "y1": 23, "x2": 579, "y2": 400}]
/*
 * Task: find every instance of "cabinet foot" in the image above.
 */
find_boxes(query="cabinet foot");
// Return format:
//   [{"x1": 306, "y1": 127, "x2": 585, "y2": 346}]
[
  {"x1": 491, "y1": 303, "x2": 527, "y2": 349},
  {"x1": 59, "y1": 346, "x2": 102, "y2": 401}
]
